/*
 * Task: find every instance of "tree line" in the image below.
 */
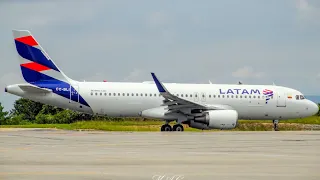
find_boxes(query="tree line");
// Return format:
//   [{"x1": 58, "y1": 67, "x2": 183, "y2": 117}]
[
  {"x1": 0, "y1": 98, "x2": 120, "y2": 125},
  {"x1": 1, "y1": 98, "x2": 320, "y2": 125}
]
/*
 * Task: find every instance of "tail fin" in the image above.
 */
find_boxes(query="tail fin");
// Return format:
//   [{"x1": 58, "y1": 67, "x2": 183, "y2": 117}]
[{"x1": 12, "y1": 30, "x2": 73, "y2": 84}]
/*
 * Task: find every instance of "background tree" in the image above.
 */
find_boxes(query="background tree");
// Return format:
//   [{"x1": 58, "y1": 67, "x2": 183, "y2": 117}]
[
  {"x1": 0, "y1": 102, "x2": 8, "y2": 123},
  {"x1": 11, "y1": 98, "x2": 43, "y2": 121}
]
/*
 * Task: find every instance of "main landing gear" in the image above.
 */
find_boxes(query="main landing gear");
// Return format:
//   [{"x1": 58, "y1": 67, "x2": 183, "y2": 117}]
[
  {"x1": 160, "y1": 124, "x2": 184, "y2": 132},
  {"x1": 273, "y1": 120, "x2": 279, "y2": 131}
]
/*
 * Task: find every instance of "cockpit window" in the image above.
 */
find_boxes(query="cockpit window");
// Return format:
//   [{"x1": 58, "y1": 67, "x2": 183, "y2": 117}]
[{"x1": 296, "y1": 95, "x2": 305, "y2": 100}]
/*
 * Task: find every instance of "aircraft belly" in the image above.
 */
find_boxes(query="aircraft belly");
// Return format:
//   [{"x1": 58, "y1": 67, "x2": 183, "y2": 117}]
[{"x1": 95, "y1": 98, "x2": 160, "y2": 117}]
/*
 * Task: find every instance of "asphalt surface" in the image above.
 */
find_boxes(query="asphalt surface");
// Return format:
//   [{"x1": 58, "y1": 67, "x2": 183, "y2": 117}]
[{"x1": 1, "y1": 128, "x2": 319, "y2": 180}]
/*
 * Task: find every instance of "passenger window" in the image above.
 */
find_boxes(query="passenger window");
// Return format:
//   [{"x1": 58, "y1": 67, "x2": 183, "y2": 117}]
[
  {"x1": 127, "y1": 93, "x2": 129, "y2": 96},
  {"x1": 213, "y1": 95, "x2": 216, "y2": 98},
  {"x1": 248, "y1": 96, "x2": 251, "y2": 98},
  {"x1": 132, "y1": 93, "x2": 134, "y2": 96},
  {"x1": 218, "y1": 95, "x2": 220, "y2": 98},
  {"x1": 235, "y1": 95, "x2": 238, "y2": 98},
  {"x1": 154, "y1": 94, "x2": 157, "y2": 97},
  {"x1": 91, "y1": 92, "x2": 93, "y2": 96},
  {"x1": 195, "y1": 94, "x2": 198, "y2": 97},
  {"x1": 145, "y1": 93, "x2": 148, "y2": 96},
  {"x1": 150, "y1": 94, "x2": 152, "y2": 97},
  {"x1": 244, "y1": 96, "x2": 247, "y2": 98},
  {"x1": 240, "y1": 95, "x2": 242, "y2": 98},
  {"x1": 141, "y1": 93, "x2": 143, "y2": 96},
  {"x1": 253, "y1": 96, "x2": 255, "y2": 98},
  {"x1": 186, "y1": 94, "x2": 188, "y2": 97},
  {"x1": 181, "y1": 94, "x2": 183, "y2": 97},
  {"x1": 190, "y1": 94, "x2": 192, "y2": 98},
  {"x1": 231, "y1": 95, "x2": 233, "y2": 98},
  {"x1": 95, "y1": 93, "x2": 98, "y2": 96},
  {"x1": 122, "y1": 93, "x2": 125, "y2": 96},
  {"x1": 209, "y1": 95, "x2": 211, "y2": 98},
  {"x1": 118, "y1": 93, "x2": 120, "y2": 96},
  {"x1": 222, "y1": 95, "x2": 224, "y2": 98},
  {"x1": 136, "y1": 93, "x2": 138, "y2": 96},
  {"x1": 202, "y1": 94, "x2": 205, "y2": 98},
  {"x1": 226, "y1": 95, "x2": 229, "y2": 98}
]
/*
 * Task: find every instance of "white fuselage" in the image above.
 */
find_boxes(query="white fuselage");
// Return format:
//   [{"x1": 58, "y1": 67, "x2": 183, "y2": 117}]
[{"x1": 5, "y1": 81, "x2": 318, "y2": 121}]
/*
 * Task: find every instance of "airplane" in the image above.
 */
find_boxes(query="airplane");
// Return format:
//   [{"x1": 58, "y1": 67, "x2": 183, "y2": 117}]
[{"x1": 5, "y1": 30, "x2": 319, "y2": 131}]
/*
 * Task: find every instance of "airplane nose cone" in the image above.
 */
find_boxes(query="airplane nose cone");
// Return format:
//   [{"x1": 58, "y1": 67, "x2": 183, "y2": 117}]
[{"x1": 308, "y1": 101, "x2": 319, "y2": 116}]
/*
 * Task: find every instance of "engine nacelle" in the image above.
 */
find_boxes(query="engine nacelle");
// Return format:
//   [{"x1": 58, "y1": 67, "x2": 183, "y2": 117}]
[{"x1": 191, "y1": 110, "x2": 238, "y2": 130}]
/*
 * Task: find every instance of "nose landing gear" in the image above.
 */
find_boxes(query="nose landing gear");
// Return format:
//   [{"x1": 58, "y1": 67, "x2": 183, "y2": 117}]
[{"x1": 273, "y1": 120, "x2": 279, "y2": 131}]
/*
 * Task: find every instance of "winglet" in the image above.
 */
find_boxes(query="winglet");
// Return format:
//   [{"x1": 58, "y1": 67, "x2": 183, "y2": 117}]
[{"x1": 151, "y1": 72, "x2": 167, "y2": 93}]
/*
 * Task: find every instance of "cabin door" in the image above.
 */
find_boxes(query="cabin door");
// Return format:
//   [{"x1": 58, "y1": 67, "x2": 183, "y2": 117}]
[{"x1": 276, "y1": 92, "x2": 286, "y2": 107}]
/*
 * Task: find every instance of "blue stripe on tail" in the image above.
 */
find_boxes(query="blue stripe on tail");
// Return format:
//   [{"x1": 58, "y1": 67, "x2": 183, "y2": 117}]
[
  {"x1": 15, "y1": 40, "x2": 60, "y2": 72},
  {"x1": 21, "y1": 67, "x2": 89, "y2": 107}
]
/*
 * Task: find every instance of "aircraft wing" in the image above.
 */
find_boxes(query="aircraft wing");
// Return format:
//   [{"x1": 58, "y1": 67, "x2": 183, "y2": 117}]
[
  {"x1": 18, "y1": 84, "x2": 52, "y2": 93},
  {"x1": 151, "y1": 73, "x2": 229, "y2": 114}
]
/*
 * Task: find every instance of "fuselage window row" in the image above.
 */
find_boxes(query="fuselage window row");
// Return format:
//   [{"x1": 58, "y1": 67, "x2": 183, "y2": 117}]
[{"x1": 89, "y1": 92, "x2": 273, "y2": 100}]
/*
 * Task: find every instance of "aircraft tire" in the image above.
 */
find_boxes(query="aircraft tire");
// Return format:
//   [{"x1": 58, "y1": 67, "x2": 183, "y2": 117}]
[
  {"x1": 173, "y1": 124, "x2": 184, "y2": 131},
  {"x1": 161, "y1": 124, "x2": 172, "y2": 131}
]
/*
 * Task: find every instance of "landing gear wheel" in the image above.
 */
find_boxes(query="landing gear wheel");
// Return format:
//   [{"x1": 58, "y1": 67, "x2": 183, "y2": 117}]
[
  {"x1": 161, "y1": 124, "x2": 172, "y2": 131},
  {"x1": 273, "y1": 120, "x2": 279, "y2": 131},
  {"x1": 173, "y1": 124, "x2": 184, "y2": 131}
]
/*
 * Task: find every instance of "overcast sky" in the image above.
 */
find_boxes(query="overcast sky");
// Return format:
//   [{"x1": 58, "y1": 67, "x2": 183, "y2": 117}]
[{"x1": 1, "y1": 0, "x2": 320, "y2": 111}]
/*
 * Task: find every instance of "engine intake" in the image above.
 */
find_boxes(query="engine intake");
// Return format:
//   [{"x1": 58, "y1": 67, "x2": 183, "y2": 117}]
[{"x1": 191, "y1": 110, "x2": 238, "y2": 130}]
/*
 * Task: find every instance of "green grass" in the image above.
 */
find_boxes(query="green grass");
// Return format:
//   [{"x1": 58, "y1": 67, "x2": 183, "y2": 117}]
[
  {"x1": 240, "y1": 116, "x2": 320, "y2": 124},
  {"x1": 1, "y1": 116, "x2": 320, "y2": 131}
]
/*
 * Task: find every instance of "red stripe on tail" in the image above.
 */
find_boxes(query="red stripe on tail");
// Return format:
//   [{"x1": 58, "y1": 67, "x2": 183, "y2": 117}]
[
  {"x1": 21, "y1": 62, "x2": 50, "y2": 72},
  {"x1": 15, "y1": 36, "x2": 38, "y2": 46}
]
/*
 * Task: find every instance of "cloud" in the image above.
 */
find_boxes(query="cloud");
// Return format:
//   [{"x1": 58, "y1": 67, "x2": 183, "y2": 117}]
[
  {"x1": 295, "y1": 0, "x2": 320, "y2": 24},
  {"x1": 123, "y1": 69, "x2": 145, "y2": 82},
  {"x1": 147, "y1": 12, "x2": 171, "y2": 28},
  {"x1": 0, "y1": 1, "x2": 106, "y2": 29},
  {"x1": 232, "y1": 67, "x2": 264, "y2": 79}
]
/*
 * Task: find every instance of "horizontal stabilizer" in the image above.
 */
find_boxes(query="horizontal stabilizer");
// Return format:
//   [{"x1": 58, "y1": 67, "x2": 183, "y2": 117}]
[{"x1": 18, "y1": 84, "x2": 52, "y2": 93}]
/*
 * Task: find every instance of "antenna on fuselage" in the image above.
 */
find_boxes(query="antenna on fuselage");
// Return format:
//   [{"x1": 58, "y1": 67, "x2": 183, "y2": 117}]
[
  {"x1": 209, "y1": 80, "x2": 212, "y2": 84},
  {"x1": 238, "y1": 81, "x2": 243, "y2": 85}
]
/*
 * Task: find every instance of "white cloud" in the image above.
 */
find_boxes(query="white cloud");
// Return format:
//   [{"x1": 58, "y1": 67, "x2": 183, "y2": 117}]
[
  {"x1": 295, "y1": 0, "x2": 320, "y2": 24},
  {"x1": 123, "y1": 69, "x2": 145, "y2": 82},
  {"x1": 0, "y1": 1, "x2": 105, "y2": 29},
  {"x1": 147, "y1": 12, "x2": 171, "y2": 28},
  {"x1": 232, "y1": 67, "x2": 264, "y2": 79}
]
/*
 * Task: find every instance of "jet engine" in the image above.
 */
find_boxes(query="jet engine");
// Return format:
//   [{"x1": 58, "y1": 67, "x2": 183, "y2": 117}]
[{"x1": 189, "y1": 110, "x2": 238, "y2": 130}]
